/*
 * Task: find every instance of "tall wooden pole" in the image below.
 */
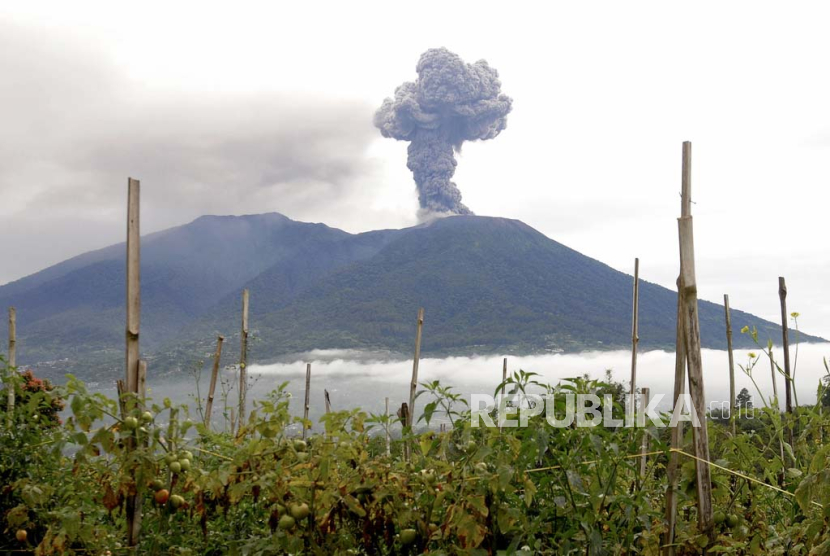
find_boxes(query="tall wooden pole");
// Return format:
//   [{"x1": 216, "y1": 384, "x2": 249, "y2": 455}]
[
  {"x1": 778, "y1": 278, "x2": 794, "y2": 422},
  {"x1": 677, "y1": 141, "x2": 714, "y2": 542},
  {"x1": 204, "y1": 335, "x2": 224, "y2": 428},
  {"x1": 125, "y1": 178, "x2": 141, "y2": 395},
  {"x1": 724, "y1": 294, "x2": 736, "y2": 436},
  {"x1": 663, "y1": 283, "x2": 686, "y2": 556},
  {"x1": 324, "y1": 389, "x2": 332, "y2": 414},
  {"x1": 238, "y1": 289, "x2": 249, "y2": 433},
  {"x1": 630, "y1": 258, "x2": 640, "y2": 417},
  {"x1": 303, "y1": 363, "x2": 311, "y2": 439},
  {"x1": 407, "y1": 308, "x2": 424, "y2": 429},
  {"x1": 7, "y1": 307, "x2": 16, "y2": 425},
  {"x1": 125, "y1": 177, "x2": 142, "y2": 547}
]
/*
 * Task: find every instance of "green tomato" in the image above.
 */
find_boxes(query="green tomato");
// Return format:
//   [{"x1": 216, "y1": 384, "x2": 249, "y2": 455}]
[
  {"x1": 169, "y1": 494, "x2": 185, "y2": 509},
  {"x1": 713, "y1": 511, "x2": 725, "y2": 524},
  {"x1": 290, "y1": 503, "x2": 310, "y2": 520},
  {"x1": 278, "y1": 515, "x2": 296, "y2": 530},
  {"x1": 400, "y1": 528, "x2": 418, "y2": 545},
  {"x1": 169, "y1": 461, "x2": 182, "y2": 474},
  {"x1": 295, "y1": 452, "x2": 309, "y2": 463},
  {"x1": 727, "y1": 514, "x2": 739, "y2": 528},
  {"x1": 141, "y1": 411, "x2": 153, "y2": 423},
  {"x1": 123, "y1": 417, "x2": 139, "y2": 430},
  {"x1": 293, "y1": 439, "x2": 307, "y2": 452},
  {"x1": 181, "y1": 450, "x2": 193, "y2": 461},
  {"x1": 149, "y1": 479, "x2": 165, "y2": 491},
  {"x1": 165, "y1": 453, "x2": 177, "y2": 465},
  {"x1": 178, "y1": 459, "x2": 191, "y2": 472}
]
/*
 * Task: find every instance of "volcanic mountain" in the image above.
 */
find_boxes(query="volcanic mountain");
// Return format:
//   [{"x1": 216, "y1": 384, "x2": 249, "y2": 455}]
[{"x1": 0, "y1": 213, "x2": 820, "y2": 382}]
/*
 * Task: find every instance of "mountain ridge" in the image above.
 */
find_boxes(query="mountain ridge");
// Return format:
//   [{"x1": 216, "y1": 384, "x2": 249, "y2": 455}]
[{"x1": 0, "y1": 212, "x2": 822, "y2": 382}]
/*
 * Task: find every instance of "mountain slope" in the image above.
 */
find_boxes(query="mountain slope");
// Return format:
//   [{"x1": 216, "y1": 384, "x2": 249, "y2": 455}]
[
  {"x1": 198, "y1": 215, "x2": 816, "y2": 363},
  {"x1": 0, "y1": 213, "x2": 822, "y2": 381}
]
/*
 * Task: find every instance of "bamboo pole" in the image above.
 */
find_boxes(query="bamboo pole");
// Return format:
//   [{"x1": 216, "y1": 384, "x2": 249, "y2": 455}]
[
  {"x1": 676, "y1": 141, "x2": 714, "y2": 542},
  {"x1": 408, "y1": 308, "x2": 424, "y2": 429},
  {"x1": 663, "y1": 280, "x2": 687, "y2": 556},
  {"x1": 724, "y1": 294, "x2": 736, "y2": 436},
  {"x1": 7, "y1": 307, "x2": 16, "y2": 425},
  {"x1": 630, "y1": 258, "x2": 640, "y2": 420},
  {"x1": 238, "y1": 289, "x2": 249, "y2": 433},
  {"x1": 639, "y1": 387, "x2": 650, "y2": 477},
  {"x1": 778, "y1": 278, "x2": 795, "y2": 446},
  {"x1": 385, "y1": 397, "x2": 391, "y2": 457},
  {"x1": 124, "y1": 177, "x2": 142, "y2": 548},
  {"x1": 204, "y1": 335, "x2": 224, "y2": 428},
  {"x1": 303, "y1": 363, "x2": 311, "y2": 440}
]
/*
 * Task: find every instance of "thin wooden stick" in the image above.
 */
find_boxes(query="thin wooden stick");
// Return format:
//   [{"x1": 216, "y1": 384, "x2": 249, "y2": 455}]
[
  {"x1": 630, "y1": 258, "x2": 640, "y2": 419},
  {"x1": 404, "y1": 308, "x2": 424, "y2": 462},
  {"x1": 124, "y1": 177, "x2": 141, "y2": 548},
  {"x1": 677, "y1": 141, "x2": 714, "y2": 542},
  {"x1": 7, "y1": 307, "x2": 16, "y2": 425},
  {"x1": 500, "y1": 357, "x2": 507, "y2": 432},
  {"x1": 724, "y1": 294, "x2": 736, "y2": 436},
  {"x1": 778, "y1": 277, "x2": 795, "y2": 447},
  {"x1": 324, "y1": 389, "x2": 332, "y2": 414},
  {"x1": 639, "y1": 387, "x2": 650, "y2": 477},
  {"x1": 303, "y1": 363, "x2": 311, "y2": 440},
  {"x1": 385, "y1": 397, "x2": 391, "y2": 457},
  {"x1": 204, "y1": 335, "x2": 224, "y2": 428},
  {"x1": 663, "y1": 279, "x2": 686, "y2": 556},
  {"x1": 408, "y1": 308, "x2": 424, "y2": 429},
  {"x1": 238, "y1": 289, "x2": 250, "y2": 434}
]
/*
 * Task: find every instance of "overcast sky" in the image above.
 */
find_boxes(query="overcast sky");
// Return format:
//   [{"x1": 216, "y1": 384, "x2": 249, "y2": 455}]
[{"x1": 1, "y1": 1, "x2": 829, "y2": 340}]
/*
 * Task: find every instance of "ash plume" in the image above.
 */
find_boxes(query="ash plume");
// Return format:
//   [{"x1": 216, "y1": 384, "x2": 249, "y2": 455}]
[{"x1": 374, "y1": 48, "x2": 513, "y2": 216}]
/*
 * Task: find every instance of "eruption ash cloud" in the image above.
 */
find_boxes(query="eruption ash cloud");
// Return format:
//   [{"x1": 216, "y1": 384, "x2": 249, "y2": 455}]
[{"x1": 374, "y1": 48, "x2": 513, "y2": 215}]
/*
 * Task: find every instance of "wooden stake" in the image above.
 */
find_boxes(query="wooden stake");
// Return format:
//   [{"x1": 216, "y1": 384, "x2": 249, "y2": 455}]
[
  {"x1": 6, "y1": 307, "x2": 16, "y2": 425},
  {"x1": 664, "y1": 281, "x2": 687, "y2": 556},
  {"x1": 778, "y1": 278, "x2": 794, "y2": 413},
  {"x1": 238, "y1": 289, "x2": 249, "y2": 433},
  {"x1": 303, "y1": 363, "x2": 311, "y2": 439},
  {"x1": 408, "y1": 308, "x2": 424, "y2": 429},
  {"x1": 124, "y1": 177, "x2": 142, "y2": 548},
  {"x1": 724, "y1": 294, "x2": 736, "y2": 436},
  {"x1": 676, "y1": 141, "x2": 714, "y2": 541},
  {"x1": 639, "y1": 387, "x2": 650, "y2": 477},
  {"x1": 500, "y1": 357, "x2": 507, "y2": 432},
  {"x1": 204, "y1": 335, "x2": 224, "y2": 428},
  {"x1": 630, "y1": 258, "x2": 640, "y2": 416},
  {"x1": 324, "y1": 389, "x2": 332, "y2": 414},
  {"x1": 385, "y1": 397, "x2": 391, "y2": 457},
  {"x1": 779, "y1": 277, "x2": 796, "y2": 450}
]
